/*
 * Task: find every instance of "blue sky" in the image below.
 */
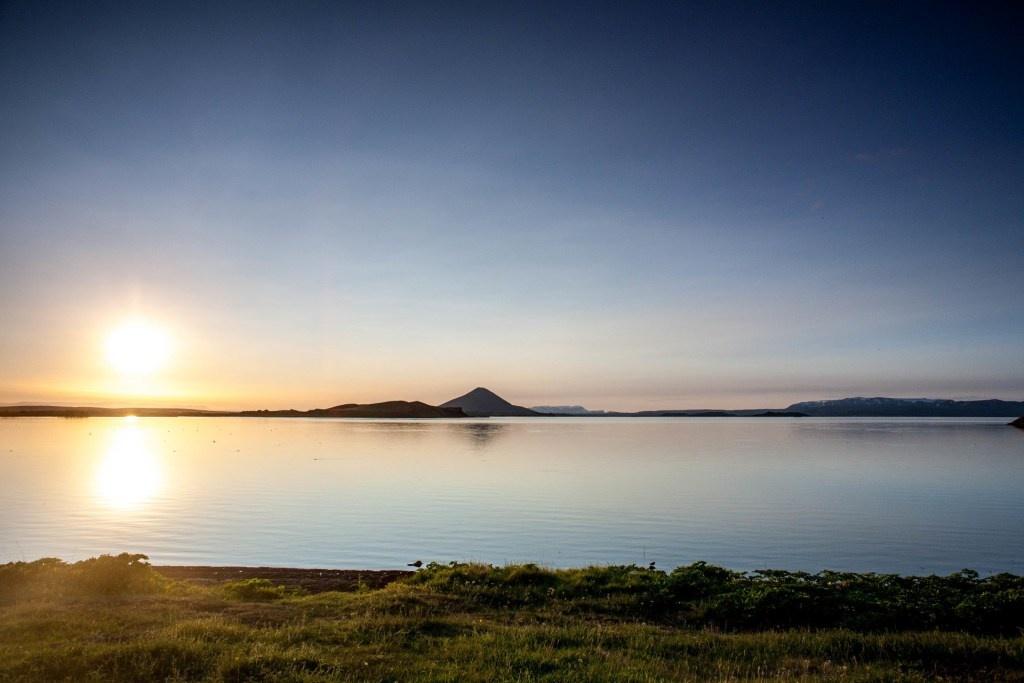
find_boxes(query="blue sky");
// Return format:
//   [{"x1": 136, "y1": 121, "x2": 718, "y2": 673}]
[{"x1": 1, "y1": 1, "x2": 1021, "y2": 409}]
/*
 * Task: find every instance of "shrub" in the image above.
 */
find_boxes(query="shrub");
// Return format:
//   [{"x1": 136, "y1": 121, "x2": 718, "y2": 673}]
[
  {"x1": 407, "y1": 562, "x2": 1024, "y2": 634},
  {"x1": 0, "y1": 553, "x2": 165, "y2": 601},
  {"x1": 68, "y1": 553, "x2": 166, "y2": 596}
]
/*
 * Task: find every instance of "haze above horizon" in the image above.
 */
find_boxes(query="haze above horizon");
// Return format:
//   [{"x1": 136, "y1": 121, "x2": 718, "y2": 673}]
[{"x1": 1, "y1": 2, "x2": 1021, "y2": 411}]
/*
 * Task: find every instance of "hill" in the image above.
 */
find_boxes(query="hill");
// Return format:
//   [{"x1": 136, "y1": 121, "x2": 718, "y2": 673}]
[
  {"x1": 308, "y1": 401, "x2": 465, "y2": 418},
  {"x1": 788, "y1": 397, "x2": 1024, "y2": 417},
  {"x1": 241, "y1": 401, "x2": 466, "y2": 419},
  {"x1": 440, "y1": 387, "x2": 539, "y2": 417}
]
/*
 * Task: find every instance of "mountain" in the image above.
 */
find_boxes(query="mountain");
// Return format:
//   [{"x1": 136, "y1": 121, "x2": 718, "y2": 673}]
[
  {"x1": 441, "y1": 387, "x2": 539, "y2": 417},
  {"x1": 1011, "y1": 417, "x2": 1024, "y2": 429},
  {"x1": 787, "y1": 397, "x2": 1024, "y2": 417}
]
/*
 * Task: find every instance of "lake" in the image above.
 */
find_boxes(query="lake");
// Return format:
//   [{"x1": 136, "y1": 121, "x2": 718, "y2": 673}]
[{"x1": 1, "y1": 416, "x2": 1021, "y2": 574}]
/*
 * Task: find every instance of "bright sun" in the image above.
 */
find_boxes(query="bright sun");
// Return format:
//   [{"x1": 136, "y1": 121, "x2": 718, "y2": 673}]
[{"x1": 105, "y1": 320, "x2": 171, "y2": 376}]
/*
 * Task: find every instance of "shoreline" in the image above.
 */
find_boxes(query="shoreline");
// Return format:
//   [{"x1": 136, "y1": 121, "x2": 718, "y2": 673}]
[{"x1": 154, "y1": 565, "x2": 411, "y2": 592}]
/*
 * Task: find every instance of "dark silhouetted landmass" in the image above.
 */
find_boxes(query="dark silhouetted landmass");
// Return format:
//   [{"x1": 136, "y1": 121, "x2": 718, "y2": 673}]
[
  {"x1": 2, "y1": 394, "x2": 1021, "y2": 419},
  {"x1": 637, "y1": 410, "x2": 738, "y2": 417},
  {"x1": 1011, "y1": 417, "x2": 1024, "y2": 428},
  {"x1": 531, "y1": 405, "x2": 602, "y2": 415},
  {"x1": 588, "y1": 409, "x2": 807, "y2": 417},
  {"x1": 788, "y1": 397, "x2": 1024, "y2": 417},
  {"x1": 752, "y1": 411, "x2": 809, "y2": 417},
  {"x1": 0, "y1": 405, "x2": 232, "y2": 418},
  {"x1": 0, "y1": 402, "x2": 466, "y2": 419},
  {"x1": 441, "y1": 387, "x2": 539, "y2": 417},
  {"x1": 302, "y1": 401, "x2": 463, "y2": 418},
  {"x1": 239, "y1": 401, "x2": 466, "y2": 418}
]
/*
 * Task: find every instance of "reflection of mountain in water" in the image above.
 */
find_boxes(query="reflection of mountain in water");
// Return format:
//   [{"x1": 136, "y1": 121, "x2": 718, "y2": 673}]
[{"x1": 452, "y1": 422, "x2": 507, "y2": 449}]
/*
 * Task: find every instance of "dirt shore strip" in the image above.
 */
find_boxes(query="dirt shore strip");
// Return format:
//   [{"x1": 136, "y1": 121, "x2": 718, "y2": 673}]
[{"x1": 155, "y1": 566, "x2": 412, "y2": 593}]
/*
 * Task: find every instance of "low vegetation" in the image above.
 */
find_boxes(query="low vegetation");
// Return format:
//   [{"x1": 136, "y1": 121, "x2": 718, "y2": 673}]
[
  {"x1": 408, "y1": 561, "x2": 1024, "y2": 635},
  {"x1": 1, "y1": 554, "x2": 1022, "y2": 681}
]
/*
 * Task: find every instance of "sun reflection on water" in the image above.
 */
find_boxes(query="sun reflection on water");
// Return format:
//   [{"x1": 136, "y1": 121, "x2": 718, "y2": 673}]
[{"x1": 95, "y1": 420, "x2": 163, "y2": 509}]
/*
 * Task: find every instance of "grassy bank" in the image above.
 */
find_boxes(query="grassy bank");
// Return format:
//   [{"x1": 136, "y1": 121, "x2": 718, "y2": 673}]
[{"x1": 1, "y1": 555, "x2": 1023, "y2": 681}]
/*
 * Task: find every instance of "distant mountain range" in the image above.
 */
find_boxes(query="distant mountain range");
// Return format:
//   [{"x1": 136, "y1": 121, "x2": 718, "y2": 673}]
[
  {"x1": 1, "y1": 391, "x2": 1022, "y2": 420},
  {"x1": 540, "y1": 396, "x2": 1024, "y2": 418},
  {"x1": 786, "y1": 397, "x2": 1024, "y2": 417},
  {"x1": 532, "y1": 405, "x2": 600, "y2": 415}
]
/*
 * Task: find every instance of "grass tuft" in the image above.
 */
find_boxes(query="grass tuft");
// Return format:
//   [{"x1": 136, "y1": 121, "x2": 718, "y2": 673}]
[{"x1": 221, "y1": 578, "x2": 299, "y2": 602}]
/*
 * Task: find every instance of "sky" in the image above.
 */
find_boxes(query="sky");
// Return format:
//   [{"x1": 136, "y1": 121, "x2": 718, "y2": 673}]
[{"x1": 0, "y1": 1, "x2": 1022, "y2": 411}]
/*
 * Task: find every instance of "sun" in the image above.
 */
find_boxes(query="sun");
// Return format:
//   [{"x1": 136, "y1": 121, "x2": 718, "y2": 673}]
[{"x1": 105, "y1": 320, "x2": 171, "y2": 376}]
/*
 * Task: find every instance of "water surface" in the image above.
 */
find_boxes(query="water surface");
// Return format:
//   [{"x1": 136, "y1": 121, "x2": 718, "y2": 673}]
[{"x1": 1, "y1": 416, "x2": 1021, "y2": 573}]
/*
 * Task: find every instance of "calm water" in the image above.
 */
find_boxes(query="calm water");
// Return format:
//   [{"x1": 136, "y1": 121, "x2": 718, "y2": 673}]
[{"x1": 1, "y1": 416, "x2": 1021, "y2": 573}]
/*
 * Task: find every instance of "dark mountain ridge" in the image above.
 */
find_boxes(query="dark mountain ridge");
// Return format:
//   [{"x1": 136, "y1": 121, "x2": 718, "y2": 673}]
[{"x1": 788, "y1": 397, "x2": 1024, "y2": 417}]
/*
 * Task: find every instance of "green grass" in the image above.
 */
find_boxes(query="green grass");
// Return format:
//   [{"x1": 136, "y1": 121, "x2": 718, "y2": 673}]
[{"x1": 1, "y1": 555, "x2": 1023, "y2": 681}]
